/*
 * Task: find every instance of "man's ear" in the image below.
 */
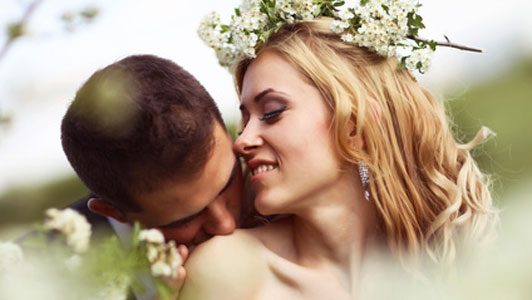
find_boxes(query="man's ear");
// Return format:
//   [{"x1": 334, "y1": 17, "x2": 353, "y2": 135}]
[{"x1": 87, "y1": 198, "x2": 127, "y2": 222}]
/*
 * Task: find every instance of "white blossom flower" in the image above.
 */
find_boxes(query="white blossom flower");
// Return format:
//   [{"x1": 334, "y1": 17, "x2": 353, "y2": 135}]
[
  {"x1": 151, "y1": 260, "x2": 172, "y2": 277},
  {"x1": 167, "y1": 241, "x2": 183, "y2": 270},
  {"x1": 44, "y1": 208, "x2": 91, "y2": 253},
  {"x1": 339, "y1": 10, "x2": 354, "y2": 21},
  {"x1": 404, "y1": 47, "x2": 433, "y2": 72},
  {"x1": 199, "y1": 11, "x2": 221, "y2": 28},
  {"x1": 138, "y1": 228, "x2": 164, "y2": 244},
  {"x1": 199, "y1": 0, "x2": 437, "y2": 73},
  {"x1": 405, "y1": 57, "x2": 417, "y2": 70},
  {"x1": 240, "y1": 0, "x2": 262, "y2": 13},
  {"x1": 146, "y1": 244, "x2": 159, "y2": 263},
  {"x1": 144, "y1": 239, "x2": 182, "y2": 279},
  {"x1": 341, "y1": 33, "x2": 355, "y2": 43},
  {"x1": 330, "y1": 19, "x2": 350, "y2": 34},
  {"x1": 276, "y1": 0, "x2": 296, "y2": 15},
  {"x1": 0, "y1": 241, "x2": 24, "y2": 271},
  {"x1": 296, "y1": 0, "x2": 316, "y2": 20},
  {"x1": 398, "y1": 0, "x2": 419, "y2": 13},
  {"x1": 216, "y1": 44, "x2": 239, "y2": 67}
]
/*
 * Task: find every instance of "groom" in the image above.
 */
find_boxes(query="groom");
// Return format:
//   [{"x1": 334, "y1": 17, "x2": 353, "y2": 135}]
[{"x1": 61, "y1": 55, "x2": 254, "y2": 249}]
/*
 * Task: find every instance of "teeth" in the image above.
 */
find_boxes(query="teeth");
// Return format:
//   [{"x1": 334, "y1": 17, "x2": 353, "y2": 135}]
[{"x1": 252, "y1": 164, "x2": 276, "y2": 176}]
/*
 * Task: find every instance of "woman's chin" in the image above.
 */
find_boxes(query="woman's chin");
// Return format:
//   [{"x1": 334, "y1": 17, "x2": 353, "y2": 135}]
[{"x1": 254, "y1": 193, "x2": 288, "y2": 216}]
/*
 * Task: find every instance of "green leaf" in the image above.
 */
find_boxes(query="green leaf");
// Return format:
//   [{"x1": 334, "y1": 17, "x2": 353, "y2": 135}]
[
  {"x1": 381, "y1": 4, "x2": 389, "y2": 13},
  {"x1": 360, "y1": 0, "x2": 370, "y2": 6},
  {"x1": 154, "y1": 278, "x2": 175, "y2": 300},
  {"x1": 428, "y1": 40, "x2": 437, "y2": 51},
  {"x1": 235, "y1": 7, "x2": 241, "y2": 17},
  {"x1": 314, "y1": 5, "x2": 322, "y2": 16},
  {"x1": 131, "y1": 222, "x2": 141, "y2": 248},
  {"x1": 220, "y1": 24, "x2": 230, "y2": 32},
  {"x1": 259, "y1": 1, "x2": 268, "y2": 14},
  {"x1": 333, "y1": 1, "x2": 345, "y2": 7},
  {"x1": 398, "y1": 56, "x2": 408, "y2": 70}
]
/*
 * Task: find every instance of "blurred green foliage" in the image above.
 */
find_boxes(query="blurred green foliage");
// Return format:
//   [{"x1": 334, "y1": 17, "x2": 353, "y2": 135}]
[
  {"x1": 446, "y1": 59, "x2": 532, "y2": 196},
  {"x1": 0, "y1": 175, "x2": 88, "y2": 226}
]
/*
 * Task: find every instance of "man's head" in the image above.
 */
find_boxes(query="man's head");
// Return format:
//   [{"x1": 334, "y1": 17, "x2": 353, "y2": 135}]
[{"x1": 61, "y1": 55, "x2": 243, "y2": 246}]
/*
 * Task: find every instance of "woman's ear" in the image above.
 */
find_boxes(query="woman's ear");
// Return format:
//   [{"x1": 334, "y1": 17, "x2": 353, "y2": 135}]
[
  {"x1": 87, "y1": 198, "x2": 127, "y2": 223},
  {"x1": 347, "y1": 118, "x2": 365, "y2": 150},
  {"x1": 347, "y1": 98, "x2": 383, "y2": 149}
]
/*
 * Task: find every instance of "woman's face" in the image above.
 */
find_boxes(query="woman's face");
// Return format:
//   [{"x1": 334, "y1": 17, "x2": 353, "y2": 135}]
[{"x1": 234, "y1": 50, "x2": 348, "y2": 215}]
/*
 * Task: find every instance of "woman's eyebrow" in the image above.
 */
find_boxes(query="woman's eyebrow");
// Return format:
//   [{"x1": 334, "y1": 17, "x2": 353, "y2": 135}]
[{"x1": 239, "y1": 88, "x2": 288, "y2": 111}]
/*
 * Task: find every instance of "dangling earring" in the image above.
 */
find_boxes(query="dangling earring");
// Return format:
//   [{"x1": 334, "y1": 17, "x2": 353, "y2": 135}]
[{"x1": 358, "y1": 162, "x2": 371, "y2": 201}]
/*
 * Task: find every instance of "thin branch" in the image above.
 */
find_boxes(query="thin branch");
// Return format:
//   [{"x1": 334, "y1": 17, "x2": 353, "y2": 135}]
[
  {"x1": 407, "y1": 34, "x2": 483, "y2": 53},
  {"x1": 0, "y1": 41, "x2": 14, "y2": 62},
  {"x1": 0, "y1": 0, "x2": 44, "y2": 62}
]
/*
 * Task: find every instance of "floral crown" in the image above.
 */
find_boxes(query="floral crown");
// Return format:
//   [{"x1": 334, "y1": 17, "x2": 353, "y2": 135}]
[{"x1": 198, "y1": 0, "x2": 481, "y2": 73}]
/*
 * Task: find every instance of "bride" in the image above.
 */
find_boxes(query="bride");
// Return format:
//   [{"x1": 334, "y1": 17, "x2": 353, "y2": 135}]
[{"x1": 178, "y1": 2, "x2": 497, "y2": 299}]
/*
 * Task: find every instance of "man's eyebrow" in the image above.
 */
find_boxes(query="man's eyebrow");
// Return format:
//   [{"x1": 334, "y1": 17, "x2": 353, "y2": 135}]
[{"x1": 159, "y1": 160, "x2": 238, "y2": 229}]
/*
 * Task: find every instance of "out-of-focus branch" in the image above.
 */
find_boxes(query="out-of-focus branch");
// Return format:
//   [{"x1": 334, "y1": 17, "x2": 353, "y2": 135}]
[
  {"x1": 0, "y1": 0, "x2": 44, "y2": 63},
  {"x1": 407, "y1": 34, "x2": 483, "y2": 53}
]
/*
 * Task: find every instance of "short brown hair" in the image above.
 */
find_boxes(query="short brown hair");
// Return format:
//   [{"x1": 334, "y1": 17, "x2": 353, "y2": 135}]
[{"x1": 61, "y1": 55, "x2": 224, "y2": 211}]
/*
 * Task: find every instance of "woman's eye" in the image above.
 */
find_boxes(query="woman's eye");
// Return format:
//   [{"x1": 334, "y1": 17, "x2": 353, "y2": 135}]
[{"x1": 259, "y1": 106, "x2": 286, "y2": 121}]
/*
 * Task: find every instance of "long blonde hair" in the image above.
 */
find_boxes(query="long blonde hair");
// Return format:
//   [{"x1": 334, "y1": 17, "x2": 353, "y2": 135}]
[{"x1": 233, "y1": 18, "x2": 497, "y2": 265}]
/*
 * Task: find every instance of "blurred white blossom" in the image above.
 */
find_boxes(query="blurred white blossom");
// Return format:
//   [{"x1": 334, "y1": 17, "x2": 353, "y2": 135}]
[
  {"x1": 140, "y1": 229, "x2": 182, "y2": 279},
  {"x1": 44, "y1": 208, "x2": 92, "y2": 253},
  {"x1": 151, "y1": 260, "x2": 173, "y2": 277},
  {"x1": 0, "y1": 241, "x2": 24, "y2": 272},
  {"x1": 138, "y1": 228, "x2": 164, "y2": 244}
]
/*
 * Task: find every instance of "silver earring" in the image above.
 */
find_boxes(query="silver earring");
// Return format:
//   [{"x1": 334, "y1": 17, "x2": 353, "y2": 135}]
[{"x1": 358, "y1": 162, "x2": 370, "y2": 201}]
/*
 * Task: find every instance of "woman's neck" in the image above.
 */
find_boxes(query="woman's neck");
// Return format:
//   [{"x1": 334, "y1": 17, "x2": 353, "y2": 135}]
[{"x1": 289, "y1": 171, "x2": 378, "y2": 269}]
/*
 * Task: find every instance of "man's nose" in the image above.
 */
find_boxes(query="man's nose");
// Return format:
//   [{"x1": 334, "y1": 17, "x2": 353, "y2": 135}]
[{"x1": 203, "y1": 199, "x2": 236, "y2": 235}]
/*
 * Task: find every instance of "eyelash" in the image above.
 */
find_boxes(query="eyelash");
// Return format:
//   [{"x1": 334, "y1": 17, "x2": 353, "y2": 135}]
[
  {"x1": 238, "y1": 106, "x2": 286, "y2": 135},
  {"x1": 259, "y1": 106, "x2": 286, "y2": 121}
]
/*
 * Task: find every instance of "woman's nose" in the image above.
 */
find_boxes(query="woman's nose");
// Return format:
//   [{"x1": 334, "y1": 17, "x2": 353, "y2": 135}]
[{"x1": 233, "y1": 120, "x2": 263, "y2": 155}]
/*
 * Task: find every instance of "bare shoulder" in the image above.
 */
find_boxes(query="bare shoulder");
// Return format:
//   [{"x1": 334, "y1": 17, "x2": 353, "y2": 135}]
[{"x1": 178, "y1": 229, "x2": 268, "y2": 300}]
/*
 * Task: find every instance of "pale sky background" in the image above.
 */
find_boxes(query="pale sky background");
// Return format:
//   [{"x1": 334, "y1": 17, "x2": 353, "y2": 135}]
[{"x1": 0, "y1": 0, "x2": 531, "y2": 193}]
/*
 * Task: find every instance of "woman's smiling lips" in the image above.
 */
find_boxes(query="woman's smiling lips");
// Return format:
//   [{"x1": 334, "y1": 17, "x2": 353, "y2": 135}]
[{"x1": 247, "y1": 159, "x2": 278, "y2": 183}]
